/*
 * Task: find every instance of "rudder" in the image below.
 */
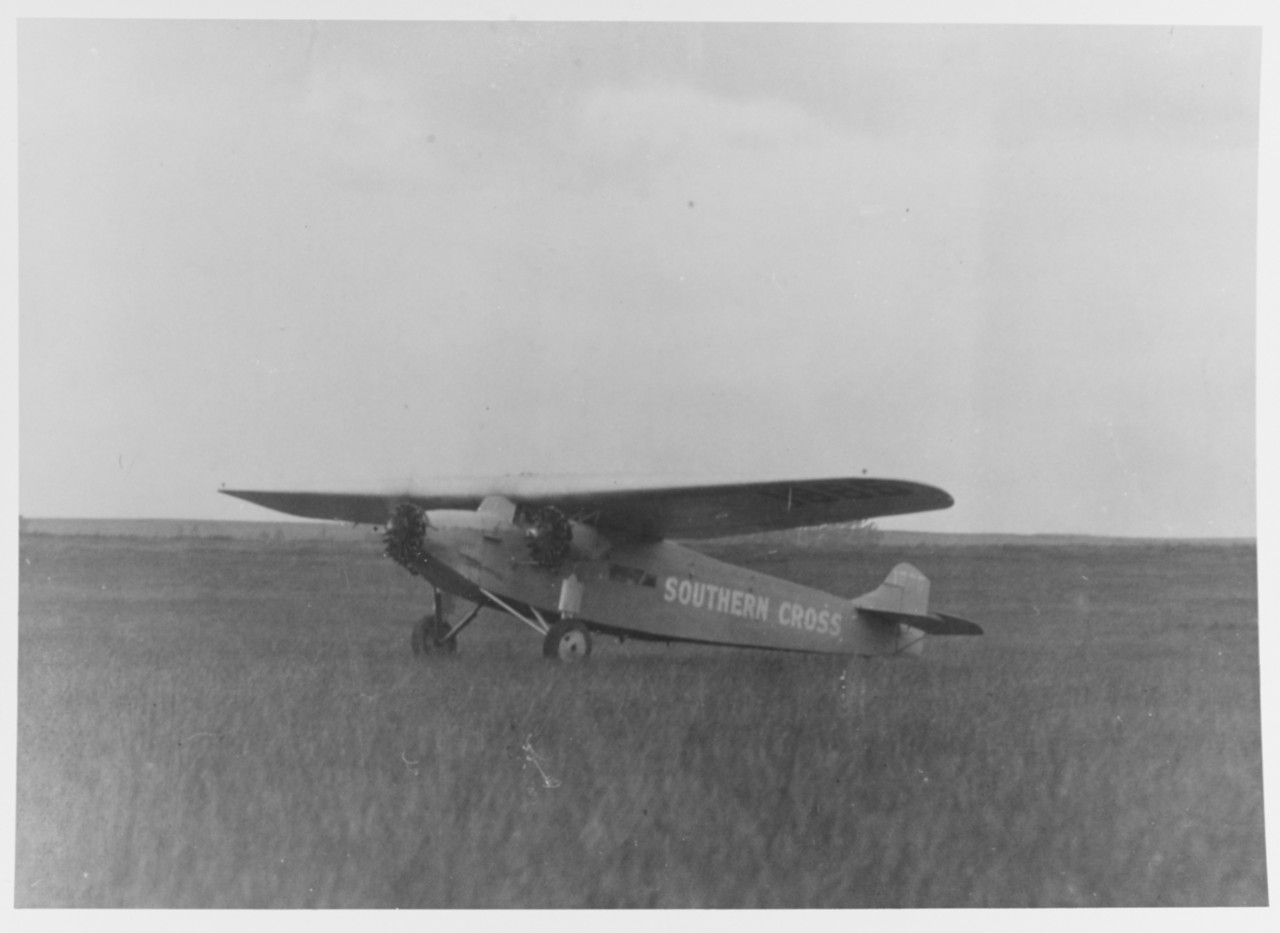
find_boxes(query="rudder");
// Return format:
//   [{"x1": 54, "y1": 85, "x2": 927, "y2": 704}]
[
  {"x1": 855, "y1": 562, "x2": 930, "y2": 616},
  {"x1": 853, "y1": 564, "x2": 983, "y2": 640}
]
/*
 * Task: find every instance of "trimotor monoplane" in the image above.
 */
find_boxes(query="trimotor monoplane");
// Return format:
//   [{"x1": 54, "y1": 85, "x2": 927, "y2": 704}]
[{"x1": 221, "y1": 475, "x2": 981, "y2": 661}]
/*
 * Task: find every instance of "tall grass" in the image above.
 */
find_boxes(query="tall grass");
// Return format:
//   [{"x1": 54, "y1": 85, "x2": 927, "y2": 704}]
[{"x1": 16, "y1": 535, "x2": 1265, "y2": 906}]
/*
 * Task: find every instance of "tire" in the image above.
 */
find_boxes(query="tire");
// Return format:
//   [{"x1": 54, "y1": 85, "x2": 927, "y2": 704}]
[
  {"x1": 542, "y1": 619, "x2": 592, "y2": 662},
  {"x1": 410, "y1": 613, "x2": 457, "y2": 657}
]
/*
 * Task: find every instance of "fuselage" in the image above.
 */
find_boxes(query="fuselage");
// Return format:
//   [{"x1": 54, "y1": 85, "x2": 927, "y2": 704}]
[{"x1": 413, "y1": 503, "x2": 916, "y2": 656}]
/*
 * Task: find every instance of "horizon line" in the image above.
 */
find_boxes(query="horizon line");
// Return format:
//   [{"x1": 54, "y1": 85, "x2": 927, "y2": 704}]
[{"x1": 16, "y1": 516, "x2": 1258, "y2": 543}]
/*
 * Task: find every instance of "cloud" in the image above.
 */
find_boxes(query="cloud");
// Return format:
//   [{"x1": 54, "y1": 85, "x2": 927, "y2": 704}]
[
  {"x1": 298, "y1": 54, "x2": 438, "y2": 186},
  {"x1": 579, "y1": 82, "x2": 823, "y2": 161},
  {"x1": 17, "y1": 22, "x2": 1258, "y2": 535}
]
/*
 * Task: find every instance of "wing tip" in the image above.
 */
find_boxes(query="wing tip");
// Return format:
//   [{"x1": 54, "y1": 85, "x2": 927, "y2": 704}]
[{"x1": 933, "y1": 612, "x2": 983, "y2": 635}]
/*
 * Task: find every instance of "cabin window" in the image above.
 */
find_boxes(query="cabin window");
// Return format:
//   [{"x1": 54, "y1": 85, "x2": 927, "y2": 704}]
[{"x1": 609, "y1": 564, "x2": 657, "y2": 588}]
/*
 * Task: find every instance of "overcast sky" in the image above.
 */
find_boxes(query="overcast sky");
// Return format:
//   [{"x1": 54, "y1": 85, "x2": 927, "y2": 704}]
[{"x1": 17, "y1": 18, "x2": 1260, "y2": 536}]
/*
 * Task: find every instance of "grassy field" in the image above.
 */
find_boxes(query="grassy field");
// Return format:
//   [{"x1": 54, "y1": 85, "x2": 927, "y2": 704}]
[{"x1": 16, "y1": 531, "x2": 1266, "y2": 907}]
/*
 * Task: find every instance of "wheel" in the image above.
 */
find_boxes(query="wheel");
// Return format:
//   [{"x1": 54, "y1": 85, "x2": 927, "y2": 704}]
[
  {"x1": 411, "y1": 614, "x2": 457, "y2": 656},
  {"x1": 543, "y1": 619, "x2": 592, "y2": 662},
  {"x1": 410, "y1": 613, "x2": 457, "y2": 657}
]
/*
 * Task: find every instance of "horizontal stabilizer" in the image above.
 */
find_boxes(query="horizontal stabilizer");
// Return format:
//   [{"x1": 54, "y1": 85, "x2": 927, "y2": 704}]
[{"x1": 858, "y1": 608, "x2": 984, "y2": 636}]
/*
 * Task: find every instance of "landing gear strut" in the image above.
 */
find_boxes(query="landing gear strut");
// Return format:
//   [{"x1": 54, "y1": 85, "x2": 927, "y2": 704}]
[
  {"x1": 543, "y1": 619, "x2": 592, "y2": 662},
  {"x1": 410, "y1": 613, "x2": 457, "y2": 656},
  {"x1": 410, "y1": 588, "x2": 476, "y2": 658}
]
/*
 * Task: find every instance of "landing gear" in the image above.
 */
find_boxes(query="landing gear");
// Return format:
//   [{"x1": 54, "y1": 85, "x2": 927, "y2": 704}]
[
  {"x1": 410, "y1": 613, "x2": 457, "y2": 657},
  {"x1": 543, "y1": 619, "x2": 592, "y2": 662},
  {"x1": 415, "y1": 584, "x2": 593, "y2": 662}
]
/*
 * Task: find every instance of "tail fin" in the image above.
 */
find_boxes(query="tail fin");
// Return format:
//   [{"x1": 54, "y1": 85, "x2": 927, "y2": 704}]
[
  {"x1": 854, "y1": 564, "x2": 984, "y2": 638},
  {"x1": 856, "y1": 563, "x2": 931, "y2": 616}
]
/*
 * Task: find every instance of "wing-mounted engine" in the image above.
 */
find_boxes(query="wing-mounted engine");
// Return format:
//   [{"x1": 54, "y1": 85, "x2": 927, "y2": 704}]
[
  {"x1": 384, "y1": 501, "x2": 430, "y2": 576},
  {"x1": 525, "y1": 505, "x2": 573, "y2": 568},
  {"x1": 521, "y1": 504, "x2": 610, "y2": 570}
]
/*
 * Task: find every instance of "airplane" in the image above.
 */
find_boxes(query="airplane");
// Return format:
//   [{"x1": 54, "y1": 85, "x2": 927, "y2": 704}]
[{"x1": 220, "y1": 474, "x2": 981, "y2": 661}]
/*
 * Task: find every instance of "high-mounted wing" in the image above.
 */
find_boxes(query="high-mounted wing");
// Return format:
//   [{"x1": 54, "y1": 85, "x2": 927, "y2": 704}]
[
  {"x1": 220, "y1": 489, "x2": 435, "y2": 526},
  {"x1": 220, "y1": 474, "x2": 953, "y2": 540}
]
